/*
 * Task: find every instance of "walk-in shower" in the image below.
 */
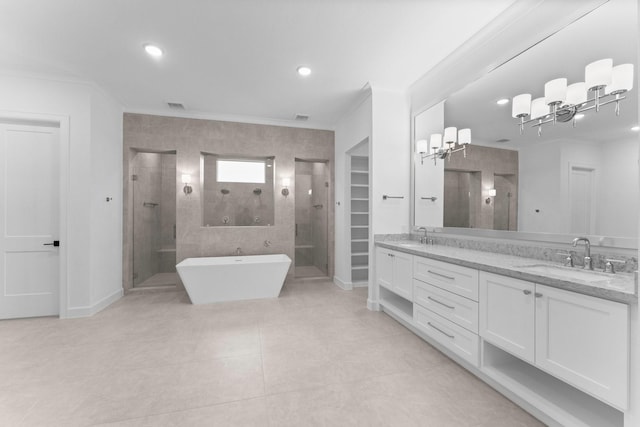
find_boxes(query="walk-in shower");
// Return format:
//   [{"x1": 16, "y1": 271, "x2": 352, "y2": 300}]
[
  {"x1": 131, "y1": 151, "x2": 177, "y2": 288},
  {"x1": 294, "y1": 159, "x2": 329, "y2": 278}
]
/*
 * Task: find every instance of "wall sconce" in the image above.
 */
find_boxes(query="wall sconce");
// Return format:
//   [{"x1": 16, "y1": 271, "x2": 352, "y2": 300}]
[
  {"x1": 281, "y1": 178, "x2": 290, "y2": 197},
  {"x1": 182, "y1": 174, "x2": 193, "y2": 195},
  {"x1": 416, "y1": 128, "x2": 471, "y2": 165},
  {"x1": 485, "y1": 188, "x2": 496, "y2": 204}
]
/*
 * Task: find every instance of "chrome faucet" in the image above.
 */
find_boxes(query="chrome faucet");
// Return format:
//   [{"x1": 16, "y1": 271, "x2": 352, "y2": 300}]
[
  {"x1": 417, "y1": 227, "x2": 428, "y2": 245},
  {"x1": 571, "y1": 237, "x2": 592, "y2": 270},
  {"x1": 235, "y1": 247, "x2": 242, "y2": 256}
]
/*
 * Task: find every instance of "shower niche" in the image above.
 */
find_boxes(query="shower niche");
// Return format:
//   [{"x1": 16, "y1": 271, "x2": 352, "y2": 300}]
[{"x1": 131, "y1": 150, "x2": 177, "y2": 288}]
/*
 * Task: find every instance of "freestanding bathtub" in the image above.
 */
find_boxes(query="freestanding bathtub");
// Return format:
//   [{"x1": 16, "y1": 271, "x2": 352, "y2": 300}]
[{"x1": 176, "y1": 254, "x2": 291, "y2": 304}]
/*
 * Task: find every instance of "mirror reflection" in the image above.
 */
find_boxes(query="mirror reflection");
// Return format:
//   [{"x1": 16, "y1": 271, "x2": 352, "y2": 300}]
[
  {"x1": 414, "y1": 0, "x2": 638, "y2": 242},
  {"x1": 201, "y1": 153, "x2": 275, "y2": 227}
]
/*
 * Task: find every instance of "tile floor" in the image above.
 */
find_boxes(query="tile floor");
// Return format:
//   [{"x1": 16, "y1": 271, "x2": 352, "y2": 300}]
[{"x1": 0, "y1": 278, "x2": 544, "y2": 427}]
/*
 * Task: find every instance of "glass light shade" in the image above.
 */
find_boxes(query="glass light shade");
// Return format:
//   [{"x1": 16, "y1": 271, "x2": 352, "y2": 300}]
[
  {"x1": 443, "y1": 127, "x2": 457, "y2": 144},
  {"x1": 430, "y1": 133, "x2": 442, "y2": 150},
  {"x1": 544, "y1": 78, "x2": 567, "y2": 105},
  {"x1": 458, "y1": 128, "x2": 471, "y2": 145},
  {"x1": 566, "y1": 82, "x2": 587, "y2": 106},
  {"x1": 512, "y1": 94, "x2": 531, "y2": 118},
  {"x1": 585, "y1": 58, "x2": 612, "y2": 90},
  {"x1": 606, "y1": 64, "x2": 634, "y2": 95},
  {"x1": 416, "y1": 139, "x2": 429, "y2": 154},
  {"x1": 531, "y1": 97, "x2": 549, "y2": 119},
  {"x1": 282, "y1": 178, "x2": 291, "y2": 187},
  {"x1": 487, "y1": 189, "x2": 497, "y2": 197},
  {"x1": 181, "y1": 174, "x2": 191, "y2": 184},
  {"x1": 144, "y1": 44, "x2": 163, "y2": 57}
]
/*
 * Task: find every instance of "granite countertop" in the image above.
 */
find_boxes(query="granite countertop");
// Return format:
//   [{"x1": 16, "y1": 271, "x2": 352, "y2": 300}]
[{"x1": 376, "y1": 240, "x2": 638, "y2": 304}]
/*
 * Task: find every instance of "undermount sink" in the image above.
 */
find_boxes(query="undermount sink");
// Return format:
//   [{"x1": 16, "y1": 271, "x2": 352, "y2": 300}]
[
  {"x1": 516, "y1": 264, "x2": 612, "y2": 283},
  {"x1": 396, "y1": 242, "x2": 426, "y2": 249}
]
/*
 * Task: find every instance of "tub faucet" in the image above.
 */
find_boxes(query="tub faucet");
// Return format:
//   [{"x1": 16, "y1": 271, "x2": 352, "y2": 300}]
[
  {"x1": 236, "y1": 247, "x2": 242, "y2": 256},
  {"x1": 571, "y1": 237, "x2": 592, "y2": 270}
]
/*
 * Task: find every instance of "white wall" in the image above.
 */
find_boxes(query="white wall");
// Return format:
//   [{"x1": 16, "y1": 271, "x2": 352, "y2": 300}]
[
  {"x1": 89, "y1": 86, "x2": 124, "y2": 310},
  {"x1": 333, "y1": 92, "x2": 372, "y2": 288},
  {"x1": 0, "y1": 71, "x2": 123, "y2": 317},
  {"x1": 370, "y1": 88, "x2": 411, "y2": 234}
]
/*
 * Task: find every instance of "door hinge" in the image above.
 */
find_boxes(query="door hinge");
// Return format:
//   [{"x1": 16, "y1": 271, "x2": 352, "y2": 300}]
[{"x1": 132, "y1": 174, "x2": 138, "y2": 181}]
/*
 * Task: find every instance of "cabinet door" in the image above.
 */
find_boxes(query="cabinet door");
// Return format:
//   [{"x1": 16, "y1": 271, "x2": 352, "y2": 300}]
[
  {"x1": 479, "y1": 272, "x2": 535, "y2": 363},
  {"x1": 535, "y1": 284, "x2": 629, "y2": 410},
  {"x1": 392, "y1": 250, "x2": 412, "y2": 300},
  {"x1": 375, "y1": 247, "x2": 393, "y2": 291}
]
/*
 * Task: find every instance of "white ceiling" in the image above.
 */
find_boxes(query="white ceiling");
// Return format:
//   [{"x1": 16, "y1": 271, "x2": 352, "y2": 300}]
[
  {"x1": 444, "y1": 0, "x2": 638, "y2": 147},
  {"x1": 0, "y1": 0, "x2": 516, "y2": 129}
]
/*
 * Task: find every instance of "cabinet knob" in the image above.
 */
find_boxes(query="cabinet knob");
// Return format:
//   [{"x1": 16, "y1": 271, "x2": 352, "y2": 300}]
[
  {"x1": 535, "y1": 292, "x2": 543, "y2": 298},
  {"x1": 523, "y1": 290, "x2": 532, "y2": 295}
]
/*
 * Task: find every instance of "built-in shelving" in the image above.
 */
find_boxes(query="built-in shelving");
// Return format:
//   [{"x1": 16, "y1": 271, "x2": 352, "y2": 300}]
[
  {"x1": 379, "y1": 287, "x2": 413, "y2": 324},
  {"x1": 482, "y1": 342, "x2": 623, "y2": 427},
  {"x1": 350, "y1": 155, "x2": 369, "y2": 285}
]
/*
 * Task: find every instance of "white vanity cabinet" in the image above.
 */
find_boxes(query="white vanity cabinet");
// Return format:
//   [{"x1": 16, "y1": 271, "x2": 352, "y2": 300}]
[
  {"x1": 413, "y1": 257, "x2": 480, "y2": 366},
  {"x1": 480, "y1": 271, "x2": 629, "y2": 410},
  {"x1": 479, "y1": 272, "x2": 535, "y2": 363},
  {"x1": 535, "y1": 284, "x2": 629, "y2": 410},
  {"x1": 375, "y1": 247, "x2": 412, "y2": 300}
]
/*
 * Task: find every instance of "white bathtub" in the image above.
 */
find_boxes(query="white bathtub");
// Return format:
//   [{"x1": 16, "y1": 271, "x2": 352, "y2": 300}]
[{"x1": 176, "y1": 254, "x2": 291, "y2": 304}]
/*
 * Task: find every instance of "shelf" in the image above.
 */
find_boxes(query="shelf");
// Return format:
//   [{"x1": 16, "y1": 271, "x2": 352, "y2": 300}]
[
  {"x1": 351, "y1": 170, "x2": 369, "y2": 174},
  {"x1": 351, "y1": 239, "x2": 368, "y2": 243},
  {"x1": 482, "y1": 342, "x2": 623, "y2": 427},
  {"x1": 157, "y1": 247, "x2": 176, "y2": 253},
  {"x1": 295, "y1": 245, "x2": 314, "y2": 249},
  {"x1": 351, "y1": 184, "x2": 369, "y2": 188},
  {"x1": 351, "y1": 212, "x2": 368, "y2": 215},
  {"x1": 351, "y1": 198, "x2": 369, "y2": 201},
  {"x1": 352, "y1": 251, "x2": 368, "y2": 256},
  {"x1": 380, "y1": 288, "x2": 413, "y2": 324},
  {"x1": 351, "y1": 225, "x2": 368, "y2": 229},
  {"x1": 351, "y1": 265, "x2": 369, "y2": 270}
]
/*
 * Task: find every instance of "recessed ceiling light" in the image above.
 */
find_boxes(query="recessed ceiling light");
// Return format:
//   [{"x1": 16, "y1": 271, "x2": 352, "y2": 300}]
[
  {"x1": 574, "y1": 113, "x2": 585, "y2": 120},
  {"x1": 144, "y1": 44, "x2": 163, "y2": 58},
  {"x1": 631, "y1": 125, "x2": 640, "y2": 131},
  {"x1": 496, "y1": 98, "x2": 509, "y2": 105},
  {"x1": 297, "y1": 66, "x2": 311, "y2": 77}
]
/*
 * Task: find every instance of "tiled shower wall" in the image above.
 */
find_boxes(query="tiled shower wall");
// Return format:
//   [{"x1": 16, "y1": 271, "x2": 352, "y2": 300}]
[{"x1": 123, "y1": 113, "x2": 335, "y2": 291}]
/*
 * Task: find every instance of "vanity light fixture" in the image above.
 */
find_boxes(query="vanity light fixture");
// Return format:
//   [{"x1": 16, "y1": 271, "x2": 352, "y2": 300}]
[
  {"x1": 485, "y1": 188, "x2": 497, "y2": 205},
  {"x1": 281, "y1": 178, "x2": 291, "y2": 197},
  {"x1": 182, "y1": 174, "x2": 193, "y2": 195},
  {"x1": 417, "y1": 128, "x2": 471, "y2": 165},
  {"x1": 632, "y1": 125, "x2": 639, "y2": 132},
  {"x1": 143, "y1": 44, "x2": 164, "y2": 58},
  {"x1": 511, "y1": 59, "x2": 634, "y2": 135}
]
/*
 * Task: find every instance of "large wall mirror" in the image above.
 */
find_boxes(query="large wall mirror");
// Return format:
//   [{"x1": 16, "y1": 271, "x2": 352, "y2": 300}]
[
  {"x1": 413, "y1": 0, "x2": 638, "y2": 248},
  {"x1": 201, "y1": 153, "x2": 275, "y2": 227}
]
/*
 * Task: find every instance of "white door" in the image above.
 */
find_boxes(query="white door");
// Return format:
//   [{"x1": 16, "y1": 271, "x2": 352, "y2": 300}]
[
  {"x1": 0, "y1": 123, "x2": 60, "y2": 319},
  {"x1": 569, "y1": 166, "x2": 595, "y2": 234}
]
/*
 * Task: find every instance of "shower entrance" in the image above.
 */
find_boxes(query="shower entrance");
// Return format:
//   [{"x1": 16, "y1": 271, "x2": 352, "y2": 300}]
[
  {"x1": 294, "y1": 159, "x2": 329, "y2": 278},
  {"x1": 131, "y1": 150, "x2": 177, "y2": 288}
]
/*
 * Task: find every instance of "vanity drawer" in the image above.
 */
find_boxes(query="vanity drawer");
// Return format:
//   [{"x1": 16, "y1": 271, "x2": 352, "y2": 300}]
[
  {"x1": 414, "y1": 304, "x2": 479, "y2": 367},
  {"x1": 413, "y1": 257, "x2": 479, "y2": 301},
  {"x1": 414, "y1": 279, "x2": 479, "y2": 334}
]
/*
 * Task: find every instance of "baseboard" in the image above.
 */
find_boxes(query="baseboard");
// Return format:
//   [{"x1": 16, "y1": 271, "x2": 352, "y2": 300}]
[
  {"x1": 63, "y1": 288, "x2": 123, "y2": 318},
  {"x1": 367, "y1": 298, "x2": 380, "y2": 311},
  {"x1": 333, "y1": 276, "x2": 353, "y2": 291},
  {"x1": 352, "y1": 281, "x2": 369, "y2": 288}
]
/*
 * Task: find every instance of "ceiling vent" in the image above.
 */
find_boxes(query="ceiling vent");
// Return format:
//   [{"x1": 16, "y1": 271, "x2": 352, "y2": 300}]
[
  {"x1": 495, "y1": 138, "x2": 510, "y2": 143},
  {"x1": 167, "y1": 102, "x2": 185, "y2": 110},
  {"x1": 294, "y1": 114, "x2": 309, "y2": 121}
]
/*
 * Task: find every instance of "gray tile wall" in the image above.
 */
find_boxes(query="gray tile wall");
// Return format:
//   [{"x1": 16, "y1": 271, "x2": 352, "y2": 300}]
[{"x1": 123, "y1": 113, "x2": 335, "y2": 291}]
